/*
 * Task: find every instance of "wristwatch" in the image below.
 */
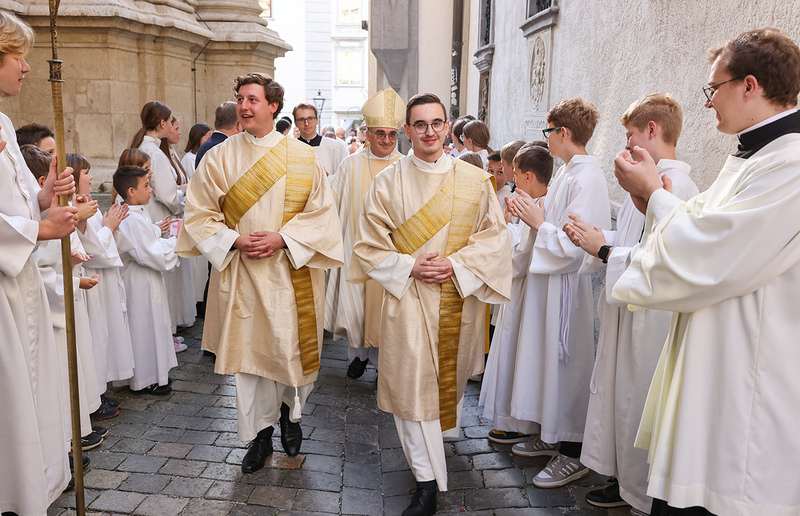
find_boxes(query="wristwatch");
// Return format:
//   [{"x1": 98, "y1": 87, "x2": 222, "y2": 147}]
[{"x1": 597, "y1": 245, "x2": 612, "y2": 264}]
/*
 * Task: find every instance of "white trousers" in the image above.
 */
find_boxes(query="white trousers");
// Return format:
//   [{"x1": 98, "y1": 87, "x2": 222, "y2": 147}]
[
  {"x1": 234, "y1": 372, "x2": 314, "y2": 442},
  {"x1": 394, "y1": 398, "x2": 464, "y2": 491},
  {"x1": 348, "y1": 346, "x2": 378, "y2": 363}
]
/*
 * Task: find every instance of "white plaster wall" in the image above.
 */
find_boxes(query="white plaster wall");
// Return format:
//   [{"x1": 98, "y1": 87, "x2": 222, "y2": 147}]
[
  {"x1": 270, "y1": 0, "x2": 307, "y2": 118},
  {"x1": 486, "y1": 0, "x2": 800, "y2": 207}
]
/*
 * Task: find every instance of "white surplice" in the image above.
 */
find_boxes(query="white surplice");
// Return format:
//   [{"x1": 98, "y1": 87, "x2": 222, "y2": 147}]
[
  {"x1": 181, "y1": 151, "x2": 197, "y2": 180},
  {"x1": 314, "y1": 135, "x2": 348, "y2": 176},
  {"x1": 80, "y1": 210, "x2": 135, "y2": 384},
  {"x1": 613, "y1": 134, "x2": 800, "y2": 516},
  {"x1": 510, "y1": 155, "x2": 611, "y2": 443},
  {"x1": 579, "y1": 161, "x2": 698, "y2": 513},
  {"x1": 115, "y1": 204, "x2": 178, "y2": 390},
  {"x1": 0, "y1": 112, "x2": 70, "y2": 514}
]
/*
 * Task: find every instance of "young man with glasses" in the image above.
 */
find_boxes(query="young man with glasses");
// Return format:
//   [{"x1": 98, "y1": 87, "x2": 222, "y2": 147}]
[
  {"x1": 613, "y1": 28, "x2": 800, "y2": 516},
  {"x1": 350, "y1": 93, "x2": 511, "y2": 516},
  {"x1": 292, "y1": 102, "x2": 347, "y2": 176},
  {"x1": 324, "y1": 88, "x2": 406, "y2": 380}
]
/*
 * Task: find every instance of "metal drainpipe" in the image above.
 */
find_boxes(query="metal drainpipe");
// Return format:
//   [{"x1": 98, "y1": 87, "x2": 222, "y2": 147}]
[{"x1": 450, "y1": 0, "x2": 464, "y2": 121}]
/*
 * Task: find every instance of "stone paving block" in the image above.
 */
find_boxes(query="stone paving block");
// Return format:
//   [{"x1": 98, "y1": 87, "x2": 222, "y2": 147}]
[
  {"x1": 291, "y1": 488, "x2": 340, "y2": 513},
  {"x1": 142, "y1": 426, "x2": 185, "y2": 443},
  {"x1": 133, "y1": 494, "x2": 189, "y2": 516},
  {"x1": 460, "y1": 414, "x2": 481, "y2": 427},
  {"x1": 148, "y1": 400, "x2": 204, "y2": 416},
  {"x1": 214, "y1": 432, "x2": 247, "y2": 449},
  {"x1": 383, "y1": 494, "x2": 413, "y2": 515},
  {"x1": 171, "y1": 380, "x2": 219, "y2": 394},
  {"x1": 241, "y1": 466, "x2": 286, "y2": 486},
  {"x1": 159, "y1": 458, "x2": 207, "y2": 477},
  {"x1": 378, "y1": 426, "x2": 403, "y2": 449},
  {"x1": 472, "y1": 451, "x2": 514, "y2": 470},
  {"x1": 226, "y1": 447, "x2": 247, "y2": 465},
  {"x1": 83, "y1": 468, "x2": 129, "y2": 490},
  {"x1": 108, "y1": 423, "x2": 148, "y2": 438},
  {"x1": 248, "y1": 485, "x2": 296, "y2": 509},
  {"x1": 197, "y1": 406, "x2": 238, "y2": 419},
  {"x1": 302, "y1": 438, "x2": 344, "y2": 458},
  {"x1": 526, "y1": 484, "x2": 576, "y2": 507},
  {"x1": 88, "y1": 490, "x2": 146, "y2": 513},
  {"x1": 562, "y1": 509, "x2": 611, "y2": 515},
  {"x1": 226, "y1": 504, "x2": 271, "y2": 516},
  {"x1": 495, "y1": 509, "x2": 561, "y2": 516},
  {"x1": 381, "y1": 470, "x2": 416, "y2": 496},
  {"x1": 265, "y1": 452, "x2": 304, "y2": 470},
  {"x1": 111, "y1": 437, "x2": 156, "y2": 454},
  {"x1": 303, "y1": 414, "x2": 345, "y2": 432},
  {"x1": 215, "y1": 396, "x2": 237, "y2": 408},
  {"x1": 149, "y1": 442, "x2": 193, "y2": 458},
  {"x1": 463, "y1": 425, "x2": 490, "y2": 439},
  {"x1": 309, "y1": 405, "x2": 347, "y2": 424},
  {"x1": 342, "y1": 461, "x2": 381, "y2": 490},
  {"x1": 341, "y1": 486, "x2": 381, "y2": 515},
  {"x1": 454, "y1": 438, "x2": 494, "y2": 456},
  {"x1": 208, "y1": 418, "x2": 239, "y2": 433},
  {"x1": 379, "y1": 447, "x2": 408, "y2": 473},
  {"x1": 85, "y1": 450, "x2": 127, "y2": 470},
  {"x1": 97, "y1": 435, "x2": 121, "y2": 449},
  {"x1": 214, "y1": 384, "x2": 237, "y2": 396},
  {"x1": 302, "y1": 453, "x2": 343, "y2": 473},
  {"x1": 438, "y1": 490, "x2": 467, "y2": 512},
  {"x1": 118, "y1": 473, "x2": 171, "y2": 493},
  {"x1": 117, "y1": 454, "x2": 169, "y2": 473},
  {"x1": 445, "y1": 454, "x2": 472, "y2": 472},
  {"x1": 308, "y1": 427, "x2": 345, "y2": 444},
  {"x1": 449, "y1": 470, "x2": 484, "y2": 490},
  {"x1": 484, "y1": 467, "x2": 526, "y2": 488},
  {"x1": 464, "y1": 487, "x2": 528, "y2": 510},
  {"x1": 160, "y1": 415, "x2": 214, "y2": 431},
  {"x1": 163, "y1": 476, "x2": 214, "y2": 497},
  {"x1": 283, "y1": 469, "x2": 342, "y2": 491},
  {"x1": 187, "y1": 444, "x2": 234, "y2": 462},
  {"x1": 111, "y1": 410, "x2": 163, "y2": 426},
  {"x1": 178, "y1": 429, "x2": 219, "y2": 445},
  {"x1": 206, "y1": 480, "x2": 254, "y2": 502},
  {"x1": 170, "y1": 391, "x2": 220, "y2": 407},
  {"x1": 181, "y1": 498, "x2": 235, "y2": 516},
  {"x1": 345, "y1": 423, "x2": 379, "y2": 446},
  {"x1": 200, "y1": 462, "x2": 244, "y2": 482},
  {"x1": 309, "y1": 392, "x2": 348, "y2": 408}
]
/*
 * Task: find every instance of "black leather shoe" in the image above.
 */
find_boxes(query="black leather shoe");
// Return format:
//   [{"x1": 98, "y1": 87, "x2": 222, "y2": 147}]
[
  {"x1": 241, "y1": 426, "x2": 274, "y2": 474},
  {"x1": 279, "y1": 402, "x2": 303, "y2": 457},
  {"x1": 347, "y1": 357, "x2": 369, "y2": 379},
  {"x1": 402, "y1": 480, "x2": 437, "y2": 516}
]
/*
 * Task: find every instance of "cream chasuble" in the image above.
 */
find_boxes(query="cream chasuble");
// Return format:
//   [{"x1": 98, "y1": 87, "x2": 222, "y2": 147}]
[
  {"x1": 176, "y1": 131, "x2": 343, "y2": 387},
  {"x1": 325, "y1": 146, "x2": 401, "y2": 348},
  {"x1": 349, "y1": 154, "x2": 511, "y2": 423},
  {"x1": 612, "y1": 134, "x2": 800, "y2": 516}
]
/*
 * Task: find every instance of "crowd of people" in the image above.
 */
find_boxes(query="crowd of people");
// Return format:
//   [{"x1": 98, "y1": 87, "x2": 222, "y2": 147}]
[{"x1": 2, "y1": 7, "x2": 800, "y2": 516}]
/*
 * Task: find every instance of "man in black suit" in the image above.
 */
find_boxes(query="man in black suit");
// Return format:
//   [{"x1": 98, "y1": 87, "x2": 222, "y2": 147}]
[{"x1": 196, "y1": 101, "x2": 242, "y2": 167}]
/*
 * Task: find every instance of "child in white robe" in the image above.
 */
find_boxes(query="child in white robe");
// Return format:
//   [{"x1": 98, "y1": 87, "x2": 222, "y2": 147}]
[{"x1": 113, "y1": 165, "x2": 179, "y2": 394}]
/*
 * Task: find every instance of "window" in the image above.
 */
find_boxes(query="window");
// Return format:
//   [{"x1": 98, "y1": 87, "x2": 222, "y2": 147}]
[
  {"x1": 338, "y1": 0, "x2": 360, "y2": 24},
  {"x1": 527, "y1": 0, "x2": 552, "y2": 17},
  {"x1": 337, "y1": 49, "x2": 363, "y2": 85}
]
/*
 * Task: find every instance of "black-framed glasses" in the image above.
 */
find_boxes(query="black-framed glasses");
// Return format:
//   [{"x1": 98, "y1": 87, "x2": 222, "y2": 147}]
[
  {"x1": 542, "y1": 126, "x2": 562, "y2": 139},
  {"x1": 702, "y1": 76, "x2": 744, "y2": 102},
  {"x1": 411, "y1": 120, "x2": 446, "y2": 134},
  {"x1": 295, "y1": 116, "x2": 318, "y2": 124},
  {"x1": 369, "y1": 129, "x2": 399, "y2": 141}
]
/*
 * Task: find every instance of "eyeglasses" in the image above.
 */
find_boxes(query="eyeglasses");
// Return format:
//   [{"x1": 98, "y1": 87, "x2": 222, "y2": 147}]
[
  {"x1": 411, "y1": 120, "x2": 446, "y2": 134},
  {"x1": 702, "y1": 76, "x2": 744, "y2": 102},
  {"x1": 541, "y1": 126, "x2": 562, "y2": 139},
  {"x1": 369, "y1": 129, "x2": 398, "y2": 141},
  {"x1": 295, "y1": 116, "x2": 318, "y2": 125}
]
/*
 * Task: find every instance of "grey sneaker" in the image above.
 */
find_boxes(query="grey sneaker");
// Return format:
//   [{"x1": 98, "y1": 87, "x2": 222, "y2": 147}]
[
  {"x1": 532, "y1": 453, "x2": 589, "y2": 488},
  {"x1": 511, "y1": 435, "x2": 559, "y2": 457}
]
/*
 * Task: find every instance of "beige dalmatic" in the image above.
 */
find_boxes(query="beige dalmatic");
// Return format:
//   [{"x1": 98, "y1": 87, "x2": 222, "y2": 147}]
[
  {"x1": 350, "y1": 154, "x2": 511, "y2": 428},
  {"x1": 176, "y1": 131, "x2": 344, "y2": 387},
  {"x1": 325, "y1": 146, "x2": 402, "y2": 348}
]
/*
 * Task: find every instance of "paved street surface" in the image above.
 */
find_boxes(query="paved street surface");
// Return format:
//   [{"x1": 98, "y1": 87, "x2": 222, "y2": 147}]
[{"x1": 50, "y1": 318, "x2": 631, "y2": 516}]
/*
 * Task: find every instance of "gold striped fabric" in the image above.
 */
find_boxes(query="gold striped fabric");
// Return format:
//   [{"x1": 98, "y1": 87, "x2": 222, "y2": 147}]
[
  {"x1": 221, "y1": 138, "x2": 321, "y2": 376},
  {"x1": 389, "y1": 161, "x2": 486, "y2": 431}
]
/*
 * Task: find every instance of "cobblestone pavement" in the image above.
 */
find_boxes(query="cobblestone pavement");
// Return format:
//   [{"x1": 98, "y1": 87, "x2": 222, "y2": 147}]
[{"x1": 50, "y1": 319, "x2": 631, "y2": 516}]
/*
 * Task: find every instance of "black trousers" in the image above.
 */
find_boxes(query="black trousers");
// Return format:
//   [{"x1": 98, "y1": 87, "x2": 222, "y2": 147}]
[{"x1": 651, "y1": 499, "x2": 716, "y2": 516}]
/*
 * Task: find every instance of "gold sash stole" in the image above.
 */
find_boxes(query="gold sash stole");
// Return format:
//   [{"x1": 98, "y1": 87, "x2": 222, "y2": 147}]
[
  {"x1": 221, "y1": 138, "x2": 321, "y2": 375},
  {"x1": 391, "y1": 161, "x2": 486, "y2": 431}
]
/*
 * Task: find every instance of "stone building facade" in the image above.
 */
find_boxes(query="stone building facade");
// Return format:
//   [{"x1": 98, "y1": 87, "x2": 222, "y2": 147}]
[{"x1": 4, "y1": 0, "x2": 290, "y2": 189}]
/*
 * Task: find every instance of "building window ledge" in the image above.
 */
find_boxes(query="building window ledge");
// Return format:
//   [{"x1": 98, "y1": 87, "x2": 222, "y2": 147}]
[
  {"x1": 473, "y1": 44, "x2": 495, "y2": 74},
  {"x1": 520, "y1": 4, "x2": 559, "y2": 38}
]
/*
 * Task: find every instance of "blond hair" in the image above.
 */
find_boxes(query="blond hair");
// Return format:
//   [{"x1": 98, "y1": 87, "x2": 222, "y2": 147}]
[
  {"x1": 0, "y1": 10, "x2": 33, "y2": 58},
  {"x1": 620, "y1": 93, "x2": 683, "y2": 146},
  {"x1": 546, "y1": 98, "x2": 599, "y2": 147}
]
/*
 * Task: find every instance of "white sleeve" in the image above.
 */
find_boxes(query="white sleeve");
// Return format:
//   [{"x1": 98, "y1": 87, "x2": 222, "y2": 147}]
[
  {"x1": 196, "y1": 227, "x2": 240, "y2": 271},
  {"x1": 367, "y1": 252, "x2": 415, "y2": 299}
]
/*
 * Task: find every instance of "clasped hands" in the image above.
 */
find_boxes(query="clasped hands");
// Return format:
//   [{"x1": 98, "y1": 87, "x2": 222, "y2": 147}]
[
  {"x1": 411, "y1": 252, "x2": 454, "y2": 284},
  {"x1": 507, "y1": 189, "x2": 545, "y2": 230},
  {"x1": 234, "y1": 231, "x2": 285, "y2": 260},
  {"x1": 615, "y1": 146, "x2": 673, "y2": 214}
]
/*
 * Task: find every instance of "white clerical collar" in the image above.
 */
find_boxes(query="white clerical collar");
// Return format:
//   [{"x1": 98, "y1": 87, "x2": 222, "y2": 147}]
[
  {"x1": 410, "y1": 153, "x2": 452, "y2": 174},
  {"x1": 244, "y1": 128, "x2": 283, "y2": 147},
  {"x1": 368, "y1": 148, "x2": 394, "y2": 160},
  {"x1": 738, "y1": 108, "x2": 798, "y2": 136},
  {"x1": 656, "y1": 159, "x2": 691, "y2": 174}
]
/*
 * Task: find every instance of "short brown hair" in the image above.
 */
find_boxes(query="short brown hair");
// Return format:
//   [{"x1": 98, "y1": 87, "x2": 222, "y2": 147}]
[
  {"x1": 405, "y1": 93, "x2": 447, "y2": 126},
  {"x1": 500, "y1": 140, "x2": 526, "y2": 164},
  {"x1": 620, "y1": 93, "x2": 683, "y2": 146},
  {"x1": 546, "y1": 98, "x2": 599, "y2": 147},
  {"x1": 487, "y1": 151, "x2": 501, "y2": 163},
  {"x1": 234, "y1": 73, "x2": 284, "y2": 118},
  {"x1": 113, "y1": 166, "x2": 148, "y2": 201},
  {"x1": 20, "y1": 144, "x2": 50, "y2": 180},
  {"x1": 292, "y1": 102, "x2": 317, "y2": 119},
  {"x1": 514, "y1": 145, "x2": 553, "y2": 186},
  {"x1": 66, "y1": 153, "x2": 91, "y2": 190},
  {"x1": 214, "y1": 101, "x2": 237, "y2": 130},
  {"x1": 709, "y1": 28, "x2": 800, "y2": 108},
  {"x1": 458, "y1": 151, "x2": 484, "y2": 169},
  {"x1": 118, "y1": 147, "x2": 150, "y2": 168}
]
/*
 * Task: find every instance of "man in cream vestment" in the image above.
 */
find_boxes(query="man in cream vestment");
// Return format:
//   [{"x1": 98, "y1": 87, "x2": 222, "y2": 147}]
[
  {"x1": 324, "y1": 87, "x2": 404, "y2": 379},
  {"x1": 177, "y1": 73, "x2": 343, "y2": 474},
  {"x1": 612, "y1": 29, "x2": 800, "y2": 516},
  {"x1": 350, "y1": 93, "x2": 510, "y2": 516}
]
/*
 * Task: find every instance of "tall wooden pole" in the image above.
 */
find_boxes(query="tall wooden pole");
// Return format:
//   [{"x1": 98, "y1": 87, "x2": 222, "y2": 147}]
[{"x1": 47, "y1": 1, "x2": 86, "y2": 514}]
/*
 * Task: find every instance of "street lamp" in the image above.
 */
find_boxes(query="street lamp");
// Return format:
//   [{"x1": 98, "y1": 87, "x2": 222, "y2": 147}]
[{"x1": 313, "y1": 90, "x2": 326, "y2": 125}]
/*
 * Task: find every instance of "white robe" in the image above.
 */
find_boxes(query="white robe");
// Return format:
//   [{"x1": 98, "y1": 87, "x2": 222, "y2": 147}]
[
  {"x1": 79, "y1": 210, "x2": 135, "y2": 384},
  {"x1": 182, "y1": 150, "x2": 210, "y2": 302},
  {"x1": 181, "y1": 151, "x2": 197, "y2": 180},
  {"x1": 579, "y1": 161, "x2": 698, "y2": 513},
  {"x1": 0, "y1": 112, "x2": 70, "y2": 514},
  {"x1": 314, "y1": 135, "x2": 348, "y2": 176},
  {"x1": 613, "y1": 133, "x2": 800, "y2": 516},
  {"x1": 115, "y1": 204, "x2": 178, "y2": 390},
  {"x1": 511, "y1": 154, "x2": 611, "y2": 443}
]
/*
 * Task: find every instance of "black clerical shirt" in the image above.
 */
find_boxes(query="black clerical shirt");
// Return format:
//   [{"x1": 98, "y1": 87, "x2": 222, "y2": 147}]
[
  {"x1": 735, "y1": 110, "x2": 800, "y2": 159},
  {"x1": 298, "y1": 134, "x2": 323, "y2": 147}
]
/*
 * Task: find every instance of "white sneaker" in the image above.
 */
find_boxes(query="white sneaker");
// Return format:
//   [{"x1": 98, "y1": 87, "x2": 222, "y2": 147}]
[
  {"x1": 532, "y1": 453, "x2": 589, "y2": 488},
  {"x1": 174, "y1": 336, "x2": 185, "y2": 343},
  {"x1": 174, "y1": 337, "x2": 187, "y2": 353},
  {"x1": 511, "y1": 435, "x2": 559, "y2": 457}
]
